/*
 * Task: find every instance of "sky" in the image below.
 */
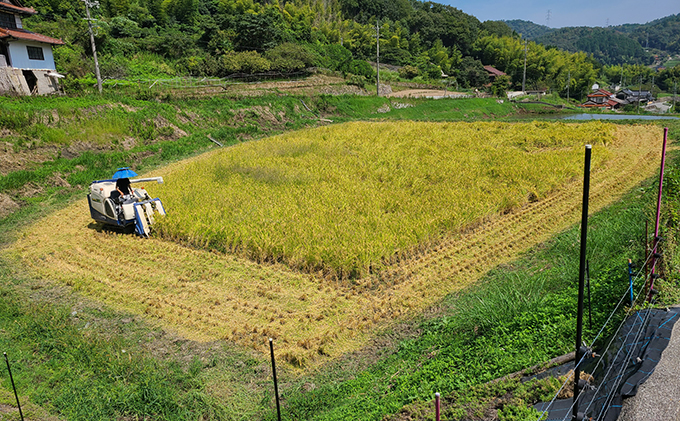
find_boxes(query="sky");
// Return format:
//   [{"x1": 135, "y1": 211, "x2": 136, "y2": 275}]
[{"x1": 441, "y1": 0, "x2": 679, "y2": 28}]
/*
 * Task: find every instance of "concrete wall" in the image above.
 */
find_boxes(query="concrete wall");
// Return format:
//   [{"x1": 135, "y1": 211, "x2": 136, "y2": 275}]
[
  {"x1": 0, "y1": 67, "x2": 60, "y2": 96},
  {"x1": 0, "y1": 67, "x2": 30, "y2": 95},
  {"x1": 7, "y1": 40, "x2": 56, "y2": 70}
]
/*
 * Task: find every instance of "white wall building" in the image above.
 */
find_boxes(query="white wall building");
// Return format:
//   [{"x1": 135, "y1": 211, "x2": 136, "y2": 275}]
[{"x1": 0, "y1": 0, "x2": 64, "y2": 95}]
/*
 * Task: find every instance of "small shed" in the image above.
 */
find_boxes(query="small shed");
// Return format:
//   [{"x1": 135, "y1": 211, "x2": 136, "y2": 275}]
[
  {"x1": 0, "y1": 0, "x2": 64, "y2": 95},
  {"x1": 483, "y1": 65, "x2": 506, "y2": 82}
]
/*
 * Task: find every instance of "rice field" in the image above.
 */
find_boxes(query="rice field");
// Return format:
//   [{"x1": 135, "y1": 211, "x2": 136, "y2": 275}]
[
  {"x1": 4, "y1": 122, "x2": 663, "y2": 367},
  {"x1": 151, "y1": 121, "x2": 614, "y2": 279}
]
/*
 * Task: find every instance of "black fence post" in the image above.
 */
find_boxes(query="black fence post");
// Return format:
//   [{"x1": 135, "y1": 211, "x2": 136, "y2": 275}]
[
  {"x1": 586, "y1": 260, "x2": 592, "y2": 331},
  {"x1": 269, "y1": 338, "x2": 281, "y2": 421},
  {"x1": 4, "y1": 352, "x2": 24, "y2": 421},
  {"x1": 573, "y1": 144, "x2": 591, "y2": 421}
]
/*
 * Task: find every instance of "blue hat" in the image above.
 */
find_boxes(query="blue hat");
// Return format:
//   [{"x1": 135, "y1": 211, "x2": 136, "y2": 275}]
[{"x1": 112, "y1": 167, "x2": 138, "y2": 179}]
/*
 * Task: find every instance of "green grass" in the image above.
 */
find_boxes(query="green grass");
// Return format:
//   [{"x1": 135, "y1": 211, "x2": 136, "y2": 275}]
[
  {"x1": 1, "y1": 94, "x2": 677, "y2": 420},
  {"x1": 0, "y1": 266, "x2": 223, "y2": 420},
  {"x1": 266, "y1": 160, "x2": 669, "y2": 420}
]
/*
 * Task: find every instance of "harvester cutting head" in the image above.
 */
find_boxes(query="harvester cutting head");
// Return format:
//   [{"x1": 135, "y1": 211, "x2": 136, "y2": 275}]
[{"x1": 87, "y1": 175, "x2": 166, "y2": 237}]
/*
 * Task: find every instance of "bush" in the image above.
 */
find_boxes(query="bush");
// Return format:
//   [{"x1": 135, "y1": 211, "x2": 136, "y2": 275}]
[
  {"x1": 100, "y1": 55, "x2": 129, "y2": 79},
  {"x1": 218, "y1": 51, "x2": 272, "y2": 76},
  {"x1": 345, "y1": 59, "x2": 374, "y2": 79},
  {"x1": 345, "y1": 73, "x2": 367, "y2": 88},
  {"x1": 398, "y1": 65, "x2": 420, "y2": 79},
  {"x1": 265, "y1": 43, "x2": 316, "y2": 73},
  {"x1": 54, "y1": 44, "x2": 89, "y2": 78},
  {"x1": 312, "y1": 43, "x2": 353, "y2": 72},
  {"x1": 490, "y1": 75, "x2": 511, "y2": 97}
]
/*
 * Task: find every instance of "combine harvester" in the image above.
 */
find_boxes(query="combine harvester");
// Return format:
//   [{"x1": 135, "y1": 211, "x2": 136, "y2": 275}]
[{"x1": 87, "y1": 167, "x2": 166, "y2": 237}]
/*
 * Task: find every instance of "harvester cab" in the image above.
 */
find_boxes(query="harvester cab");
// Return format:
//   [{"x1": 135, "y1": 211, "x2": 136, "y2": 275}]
[{"x1": 87, "y1": 168, "x2": 166, "y2": 237}]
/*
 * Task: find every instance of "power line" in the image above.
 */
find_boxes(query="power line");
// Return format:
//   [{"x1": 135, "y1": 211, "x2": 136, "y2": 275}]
[{"x1": 536, "y1": 251, "x2": 656, "y2": 421}]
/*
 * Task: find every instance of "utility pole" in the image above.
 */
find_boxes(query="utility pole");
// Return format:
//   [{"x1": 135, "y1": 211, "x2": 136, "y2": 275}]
[
  {"x1": 567, "y1": 69, "x2": 571, "y2": 102},
  {"x1": 651, "y1": 75, "x2": 655, "y2": 100},
  {"x1": 522, "y1": 39, "x2": 528, "y2": 93},
  {"x1": 84, "y1": 0, "x2": 102, "y2": 94},
  {"x1": 376, "y1": 19, "x2": 380, "y2": 97},
  {"x1": 637, "y1": 75, "x2": 642, "y2": 113}
]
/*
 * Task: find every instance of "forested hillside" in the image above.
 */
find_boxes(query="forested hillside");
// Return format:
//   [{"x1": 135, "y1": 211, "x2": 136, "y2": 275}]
[
  {"x1": 502, "y1": 19, "x2": 550, "y2": 39},
  {"x1": 505, "y1": 14, "x2": 680, "y2": 66},
  {"x1": 536, "y1": 27, "x2": 651, "y2": 65},
  {"x1": 16, "y1": 0, "x2": 680, "y2": 98}
]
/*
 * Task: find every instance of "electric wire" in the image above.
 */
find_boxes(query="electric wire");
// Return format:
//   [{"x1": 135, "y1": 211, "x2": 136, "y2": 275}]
[
  {"x1": 533, "y1": 350, "x2": 591, "y2": 421},
  {"x1": 532, "y1": 353, "x2": 586, "y2": 421},
  {"x1": 558, "y1": 303, "x2": 654, "y2": 421},
  {"x1": 588, "y1": 251, "x2": 654, "y2": 347},
  {"x1": 561, "y1": 278, "x2": 649, "y2": 421},
  {"x1": 581, "y1": 275, "x2": 654, "y2": 417},
  {"x1": 536, "y1": 251, "x2": 654, "y2": 421},
  {"x1": 595, "y1": 306, "x2": 655, "y2": 420}
]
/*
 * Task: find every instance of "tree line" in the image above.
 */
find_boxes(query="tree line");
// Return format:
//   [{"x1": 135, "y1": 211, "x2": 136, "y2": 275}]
[{"x1": 20, "y1": 0, "x2": 680, "y2": 97}]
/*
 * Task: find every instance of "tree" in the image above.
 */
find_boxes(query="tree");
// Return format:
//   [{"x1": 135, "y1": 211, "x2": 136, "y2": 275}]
[
  {"x1": 233, "y1": 10, "x2": 285, "y2": 52},
  {"x1": 265, "y1": 42, "x2": 316, "y2": 72},
  {"x1": 457, "y1": 56, "x2": 488, "y2": 88},
  {"x1": 489, "y1": 74, "x2": 511, "y2": 97}
]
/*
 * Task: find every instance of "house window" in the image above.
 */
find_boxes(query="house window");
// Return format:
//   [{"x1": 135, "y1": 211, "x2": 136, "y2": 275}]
[
  {"x1": 27, "y1": 46, "x2": 44, "y2": 60},
  {"x1": 0, "y1": 12, "x2": 17, "y2": 29}
]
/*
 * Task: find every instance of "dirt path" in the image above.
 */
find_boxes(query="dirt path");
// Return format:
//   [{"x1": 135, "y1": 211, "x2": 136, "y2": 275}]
[{"x1": 4, "y1": 125, "x2": 664, "y2": 368}]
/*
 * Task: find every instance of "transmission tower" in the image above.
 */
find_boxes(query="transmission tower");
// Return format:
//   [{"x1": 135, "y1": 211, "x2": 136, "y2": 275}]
[{"x1": 546, "y1": 10, "x2": 551, "y2": 27}]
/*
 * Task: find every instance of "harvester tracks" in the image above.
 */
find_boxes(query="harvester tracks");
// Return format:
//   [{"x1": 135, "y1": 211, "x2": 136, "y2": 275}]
[
  {"x1": 371, "y1": 133, "x2": 661, "y2": 308},
  {"x1": 6, "y1": 125, "x2": 666, "y2": 366}
]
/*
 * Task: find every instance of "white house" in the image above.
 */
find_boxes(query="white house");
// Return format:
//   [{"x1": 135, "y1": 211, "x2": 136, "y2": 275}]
[{"x1": 0, "y1": 0, "x2": 64, "y2": 95}]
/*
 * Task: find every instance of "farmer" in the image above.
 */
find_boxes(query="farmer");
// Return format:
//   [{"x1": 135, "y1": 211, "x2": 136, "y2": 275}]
[{"x1": 115, "y1": 177, "x2": 133, "y2": 198}]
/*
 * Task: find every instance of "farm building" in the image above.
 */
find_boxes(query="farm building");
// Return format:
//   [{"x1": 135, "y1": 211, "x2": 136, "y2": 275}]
[
  {"x1": 0, "y1": 0, "x2": 64, "y2": 95},
  {"x1": 616, "y1": 88, "x2": 654, "y2": 105},
  {"x1": 483, "y1": 65, "x2": 506, "y2": 82},
  {"x1": 581, "y1": 88, "x2": 625, "y2": 109}
]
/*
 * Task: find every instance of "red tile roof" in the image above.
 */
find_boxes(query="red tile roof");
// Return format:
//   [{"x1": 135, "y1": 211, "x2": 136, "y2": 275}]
[
  {"x1": 0, "y1": 1, "x2": 36, "y2": 15},
  {"x1": 0, "y1": 27, "x2": 63, "y2": 45},
  {"x1": 587, "y1": 89, "x2": 613, "y2": 98},
  {"x1": 483, "y1": 65, "x2": 506, "y2": 77}
]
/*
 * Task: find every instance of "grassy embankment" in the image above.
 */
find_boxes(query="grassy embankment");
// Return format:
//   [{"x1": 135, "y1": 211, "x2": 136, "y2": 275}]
[{"x1": 0, "y1": 93, "x2": 678, "y2": 420}]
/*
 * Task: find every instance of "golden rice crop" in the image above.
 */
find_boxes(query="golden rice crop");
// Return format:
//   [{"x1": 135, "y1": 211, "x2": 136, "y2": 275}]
[
  {"x1": 149, "y1": 121, "x2": 614, "y2": 279},
  {"x1": 5, "y1": 123, "x2": 662, "y2": 367}
]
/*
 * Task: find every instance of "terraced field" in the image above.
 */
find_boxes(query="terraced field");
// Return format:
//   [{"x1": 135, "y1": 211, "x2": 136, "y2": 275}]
[{"x1": 3, "y1": 122, "x2": 663, "y2": 368}]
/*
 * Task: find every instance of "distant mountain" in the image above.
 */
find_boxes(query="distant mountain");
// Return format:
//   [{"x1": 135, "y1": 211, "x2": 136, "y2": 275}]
[
  {"x1": 503, "y1": 20, "x2": 553, "y2": 39},
  {"x1": 536, "y1": 27, "x2": 651, "y2": 65},
  {"x1": 624, "y1": 13, "x2": 680, "y2": 54},
  {"x1": 504, "y1": 15, "x2": 680, "y2": 65}
]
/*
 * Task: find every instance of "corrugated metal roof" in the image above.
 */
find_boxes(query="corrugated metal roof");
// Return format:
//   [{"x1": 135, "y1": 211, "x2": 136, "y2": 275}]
[
  {"x1": 0, "y1": 1, "x2": 36, "y2": 16},
  {"x1": 0, "y1": 27, "x2": 63, "y2": 45},
  {"x1": 483, "y1": 65, "x2": 506, "y2": 77}
]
